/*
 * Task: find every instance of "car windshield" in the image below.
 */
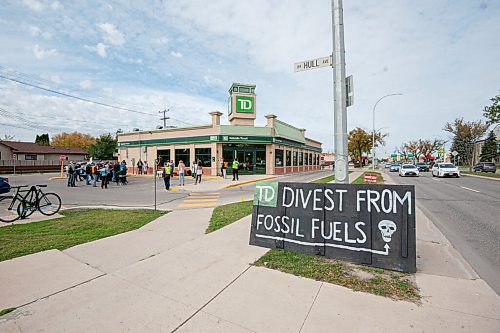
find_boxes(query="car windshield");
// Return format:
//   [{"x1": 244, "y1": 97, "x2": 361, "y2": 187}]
[
  {"x1": 416, "y1": 163, "x2": 425, "y2": 166},
  {"x1": 402, "y1": 165, "x2": 415, "y2": 169},
  {"x1": 483, "y1": 163, "x2": 495, "y2": 166},
  {"x1": 441, "y1": 163, "x2": 455, "y2": 168}
]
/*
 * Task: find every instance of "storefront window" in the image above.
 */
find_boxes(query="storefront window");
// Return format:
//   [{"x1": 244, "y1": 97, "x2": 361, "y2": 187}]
[
  {"x1": 195, "y1": 148, "x2": 211, "y2": 167},
  {"x1": 286, "y1": 150, "x2": 291, "y2": 166},
  {"x1": 299, "y1": 152, "x2": 303, "y2": 165},
  {"x1": 175, "y1": 148, "x2": 190, "y2": 167},
  {"x1": 293, "y1": 151, "x2": 297, "y2": 166},
  {"x1": 316, "y1": 154, "x2": 320, "y2": 165},
  {"x1": 275, "y1": 149, "x2": 284, "y2": 167},
  {"x1": 157, "y1": 149, "x2": 170, "y2": 167},
  {"x1": 308, "y1": 153, "x2": 312, "y2": 165}
]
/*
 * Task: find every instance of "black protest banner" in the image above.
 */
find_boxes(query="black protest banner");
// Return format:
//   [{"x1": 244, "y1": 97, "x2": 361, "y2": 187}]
[{"x1": 249, "y1": 181, "x2": 416, "y2": 273}]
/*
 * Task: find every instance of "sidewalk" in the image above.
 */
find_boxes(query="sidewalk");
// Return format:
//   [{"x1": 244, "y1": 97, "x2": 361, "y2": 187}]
[{"x1": 0, "y1": 173, "x2": 499, "y2": 331}]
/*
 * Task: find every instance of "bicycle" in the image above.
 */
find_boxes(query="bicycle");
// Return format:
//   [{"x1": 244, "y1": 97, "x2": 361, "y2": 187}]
[{"x1": 0, "y1": 185, "x2": 62, "y2": 223}]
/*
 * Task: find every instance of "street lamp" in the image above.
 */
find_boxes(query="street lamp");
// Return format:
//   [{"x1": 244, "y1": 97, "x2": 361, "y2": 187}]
[{"x1": 372, "y1": 93, "x2": 403, "y2": 170}]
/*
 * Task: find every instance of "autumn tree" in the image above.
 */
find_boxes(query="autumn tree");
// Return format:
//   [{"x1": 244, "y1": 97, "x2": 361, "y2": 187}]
[
  {"x1": 404, "y1": 139, "x2": 446, "y2": 161},
  {"x1": 483, "y1": 94, "x2": 499, "y2": 124},
  {"x1": 443, "y1": 118, "x2": 488, "y2": 168},
  {"x1": 348, "y1": 127, "x2": 387, "y2": 165},
  {"x1": 479, "y1": 130, "x2": 499, "y2": 162},
  {"x1": 87, "y1": 134, "x2": 117, "y2": 160},
  {"x1": 51, "y1": 132, "x2": 96, "y2": 151},
  {"x1": 35, "y1": 133, "x2": 50, "y2": 146}
]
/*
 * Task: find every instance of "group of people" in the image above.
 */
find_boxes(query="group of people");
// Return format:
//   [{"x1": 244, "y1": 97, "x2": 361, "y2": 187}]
[
  {"x1": 135, "y1": 159, "x2": 149, "y2": 174},
  {"x1": 220, "y1": 158, "x2": 240, "y2": 181},
  {"x1": 66, "y1": 160, "x2": 128, "y2": 189},
  {"x1": 161, "y1": 159, "x2": 205, "y2": 190}
]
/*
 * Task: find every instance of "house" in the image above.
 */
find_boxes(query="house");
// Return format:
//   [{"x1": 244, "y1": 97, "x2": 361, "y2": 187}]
[{"x1": 0, "y1": 141, "x2": 87, "y2": 162}]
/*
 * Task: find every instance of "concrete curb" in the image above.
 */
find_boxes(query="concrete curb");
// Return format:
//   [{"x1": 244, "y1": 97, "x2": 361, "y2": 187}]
[
  {"x1": 461, "y1": 173, "x2": 500, "y2": 181},
  {"x1": 223, "y1": 176, "x2": 277, "y2": 189}
]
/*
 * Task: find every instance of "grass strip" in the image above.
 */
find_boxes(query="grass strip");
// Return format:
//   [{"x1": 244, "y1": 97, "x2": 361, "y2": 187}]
[
  {"x1": 352, "y1": 171, "x2": 384, "y2": 184},
  {"x1": 311, "y1": 174, "x2": 335, "y2": 184},
  {"x1": 254, "y1": 249, "x2": 420, "y2": 302},
  {"x1": 206, "y1": 200, "x2": 253, "y2": 234},
  {"x1": 0, "y1": 209, "x2": 166, "y2": 262},
  {"x1": 462, "y1": 171, "x2": 500, "y2": 178},
  {"x1": 0, "y1": 308, "x2": 16, "y2": 316}
]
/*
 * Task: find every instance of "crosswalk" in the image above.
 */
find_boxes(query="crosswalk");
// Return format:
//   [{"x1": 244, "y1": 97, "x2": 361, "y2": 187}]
[{"x1": 178, "y1": 192, "x2": 220, "y2": 208}]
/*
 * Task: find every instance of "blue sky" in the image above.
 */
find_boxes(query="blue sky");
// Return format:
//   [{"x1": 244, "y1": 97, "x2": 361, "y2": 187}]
[{"x1": 0, "y1": 0, "x2": 499, "y2": 155}]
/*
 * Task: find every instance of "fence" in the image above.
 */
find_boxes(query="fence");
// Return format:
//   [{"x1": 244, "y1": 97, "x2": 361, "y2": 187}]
[{"x1": 0, "y1": 160, "x2": 66, "y2": 174}]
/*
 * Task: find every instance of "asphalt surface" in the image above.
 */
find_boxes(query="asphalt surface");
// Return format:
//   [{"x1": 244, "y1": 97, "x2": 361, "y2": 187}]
[{"x1": 385, "y1": 169, "x2": 500, "y2": 295}]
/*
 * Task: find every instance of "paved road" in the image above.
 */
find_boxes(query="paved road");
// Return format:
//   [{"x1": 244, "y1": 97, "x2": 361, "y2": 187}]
[{"x1": 385, "y1": 169, "x2": 500, "y2": 294}]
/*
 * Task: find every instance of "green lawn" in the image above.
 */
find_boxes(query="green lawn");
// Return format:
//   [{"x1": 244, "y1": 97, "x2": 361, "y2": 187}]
[
  {"x1": 206, "y1": 200, "x2": 253, "y2": 234},
  {"x1": 0, "y1": 209, "x2": 166, "y2": 262},
  {"x1": 254, "y1": 249, "x2": 420, "y2": 302},
  {"x1": 352, "y1": 171, "x2": 384, "y2": 184},
  {"x1": 462, "y1": 171, "x2": 500, "y2": 178},
  {"x1": 311, "y1": 174, "x2": 335, "y2": 184}
]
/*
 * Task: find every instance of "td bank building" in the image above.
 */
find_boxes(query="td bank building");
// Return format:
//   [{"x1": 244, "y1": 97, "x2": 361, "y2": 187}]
[{"x1": 117, "y1": 83, "x2": 322, "y2": 175}]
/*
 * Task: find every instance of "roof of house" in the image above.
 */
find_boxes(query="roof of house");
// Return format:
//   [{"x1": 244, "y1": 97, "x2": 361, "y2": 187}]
[{"x1": 0, "y1": 141, "x2": 86, "y2": 154}]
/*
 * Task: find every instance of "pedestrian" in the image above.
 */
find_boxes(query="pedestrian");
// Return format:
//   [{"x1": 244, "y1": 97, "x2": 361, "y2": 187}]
[
  {"x1": 85, "y1": 163, "x2": 92, "y2": 185},
  {"x1": 92, "y1": 163, "x2": 99, "y2": 187},
  {"x1": 163, "y1": 163, "x2": 171, "y2": 190},
  {"x1": 195, "y1": 160, "x2": 203, "y2": 185},
  {"x1": 232, "y1": 158, "x2": 239, "y2": 181},
  {"x1": 191, "y1": 160, "x2": 197, "y2": 179},
  {"x1": 178, "y1": 160, "x2": 186, "y2": 186},
  {"x1": 113, "y1": 162, "x2": 119, "y2": 183},
  {"x1": 67, "y1": 162, "x2": 75, "y2": 187},
  {"x1": 100, "y1": 163, "x2": 109, "y2": 189},
  {"x1": 220, "y1": 158, "x2": 226, "y2": 178},
  {"x1": 137, "y1": 159, "x2": 143, "y2": 175},
  {"x1": 144, "y1": 161, "x2": 148, "y2": 175}
]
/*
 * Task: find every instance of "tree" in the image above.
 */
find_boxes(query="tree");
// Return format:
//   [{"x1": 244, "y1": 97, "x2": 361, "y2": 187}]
[
  {"x1": 479, "y1": 130, "x2": 499, "y2": 162},
  {"x1": 348, "y1": 127, "x2": 387, "y2": 165},
  {"x1": 51, "y1": 132, "x2": 96, "y2": 150},
  {"x1": 87, "y1": 134, "x2": 117, "y2": 160},
  {"x1": 404, "y1": 139, "x2": 446, "y2": 161},
  {"x1": 483, "y1": 94, "x2": 499, "y2": 124},
  {"x1": 35, "y1": 133, "x2": 50, "y2": 146},
  {"x1": 0, "y1": 134, "x2": 15, "y2": 141},
  {"x1": 443, "y1": 118, "x2": 489, "y2": 167}
]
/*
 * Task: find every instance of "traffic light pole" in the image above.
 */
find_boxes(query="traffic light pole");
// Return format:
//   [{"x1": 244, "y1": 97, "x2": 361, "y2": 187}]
[{"x1": 332, "y1": 0, "x2": 349, "y2": 184}]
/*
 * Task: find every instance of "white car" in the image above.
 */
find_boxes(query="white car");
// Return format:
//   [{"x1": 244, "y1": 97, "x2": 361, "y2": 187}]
[
  {"x1": 399, "y1": 164, "x2": 419, "y2": 177},
  {"x1": 432, "y1": 163, "x2": 460, "y2": 178}
]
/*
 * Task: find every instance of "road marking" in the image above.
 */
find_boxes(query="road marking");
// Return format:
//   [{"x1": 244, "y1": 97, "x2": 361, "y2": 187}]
[
  {"x1": 460, "y1": 186, "x2": 480, "y2": 193},
  {"x1": 189, "y1": 192, "x2": 220, "y2": 196},
  {"x1": 179, "y1": 202, "x2": 217, "y2": 208},
  {"x1": 183, "y1": 198, "x2": 218, "y2": 203}
]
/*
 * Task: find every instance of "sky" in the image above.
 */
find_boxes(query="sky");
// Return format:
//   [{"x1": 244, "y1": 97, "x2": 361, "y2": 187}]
[{"x1": 0, "y1": 0, "x2": 499, "y2": 156}]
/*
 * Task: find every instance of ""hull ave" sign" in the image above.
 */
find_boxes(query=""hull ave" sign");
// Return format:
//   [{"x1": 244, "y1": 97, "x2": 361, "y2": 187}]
[{"x1": 249, "y1": 181, "x2": 416, "y2": 273}]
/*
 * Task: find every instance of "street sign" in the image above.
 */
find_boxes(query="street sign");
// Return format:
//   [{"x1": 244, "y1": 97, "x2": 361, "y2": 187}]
[
  {"x1": 451, "y1": 151, "x2": 458, "y2": 157},
  {"x1": 346, "y1": 75, "x2": 354, "y2": 107},
  {"x1": 408, "y1": 153, "x2": 414, "y2": 158},
  {"x1": 294, "y1": 55, "x2": 332, "y2": 72},
  {"x1": 363, "y1": 174, "x2": 378, "y2": 183},
  {"x1": 438, "y1": 148, "x2": 445, "y2": 154},
  {"x1": 390, "y1": 154, "x2": 397, "y2": 158},
  {"x1": 250, "y1": 181, "x2": 416, "y2": 273},
  {"x1": 60, "y1": 155, "x2": 66, "y2": 161}
]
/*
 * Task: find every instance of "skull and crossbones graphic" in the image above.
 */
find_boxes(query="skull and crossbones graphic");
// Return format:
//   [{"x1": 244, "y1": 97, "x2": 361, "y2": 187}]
[{"x1": 378, "y1": 220, "x2": 397, "y2": 243}]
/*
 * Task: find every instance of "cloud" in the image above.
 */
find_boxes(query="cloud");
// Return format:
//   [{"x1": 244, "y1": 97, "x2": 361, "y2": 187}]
[
  {"x1": 22, "y1": 0, "x2": 45, "y2": 11},
  {"x1": 31, "y1": 44, "x2": 58, "y2": 59},
  {"x1": 152, "y1": 37, "x2": 168, "y2": 45},
  {"x1": 51, "y1": 75, "x2": 61, "y2": 84},
  {"x1": 170, "y1": 51, "x2": 183, "y2": 58},
  {"x1": 79, "y1": 80, "x2": 92, "y2": 89},
  {"x1": 27, "y1": 25, "x2": 41, "y2": 36},
  {"x1": 85, "y1": 43, "x2": 108, "y2": 58},
  {"x1": 51, "y1": 1, "x2": 62, "y2": 10},
  {"x1": 98, "y1": 23, "x2": 125, "y2": 46}
]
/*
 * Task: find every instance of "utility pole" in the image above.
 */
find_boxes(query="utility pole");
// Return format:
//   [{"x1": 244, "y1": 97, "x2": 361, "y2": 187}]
[
  {"x1": 332, "y1": 0, "x2": 349, "y2": 184},
  {"x1": 159, "y1": 109, "x2": 169, "y2": 128}
]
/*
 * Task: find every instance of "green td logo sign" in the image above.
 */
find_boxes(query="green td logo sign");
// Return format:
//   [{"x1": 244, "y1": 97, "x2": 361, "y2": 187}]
[
  {"x1": 254, "y1": 181, "x2": 278, "y2": 207},
  {"x1": 236, "y1": 96, "x2": 254, "y2": 113}
]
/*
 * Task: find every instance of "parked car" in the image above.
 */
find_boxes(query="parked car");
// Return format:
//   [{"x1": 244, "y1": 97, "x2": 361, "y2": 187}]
[
  {"x1": 0, "y1": 177, "x2": 10, "y2": 194},
  {"x1": 389, "y1": 162, "x2": 401, "y2": 172},
  {"x1": 399, "y1": 164, "x2": 419, "y2": 177},
  {"x1": 415, "y1": 162, "x2": 429, "y2": 172},
  {"x1": 352, "y1": 160, "x2": 361, "y2": 168},
  {"x1": 432, "y1": 163, "x2": 460, "y2": 178},
  {"x1": 384, "y1": 162, "x2": 392, "y2": 168},
  {"x1": 473, "y1": 162, "x2": 496, "y2": 173}
]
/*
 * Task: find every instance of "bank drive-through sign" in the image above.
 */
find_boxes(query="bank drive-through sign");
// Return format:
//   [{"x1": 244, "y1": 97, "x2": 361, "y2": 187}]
[{"x1": 250, "y1": 182, "x2": 416, "y2": 273}]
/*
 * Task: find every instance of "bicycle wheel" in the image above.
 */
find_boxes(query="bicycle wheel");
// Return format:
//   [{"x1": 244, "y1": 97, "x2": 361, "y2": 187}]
[
  {"x1": 19, "y1": 191, "x2": 37, "y2": 218},
  {"x1": 0, "y1": 195, "x2": 22, "y2": 223},
  {"x1": 37, "y1": 193, "x2": 62, "y2": 216}
]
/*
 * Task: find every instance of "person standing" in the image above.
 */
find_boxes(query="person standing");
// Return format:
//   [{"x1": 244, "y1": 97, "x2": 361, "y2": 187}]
[
  {"x1": 195, "y1": 161, "x2": 203, "y2": 185},
  {"x1": 85, "y1": 163, "x2": 92, "y2": 185},
  {"x1": 144, "y1": 161, "x2": 148, "y2": 175},
  {"x1": 220, "y1": 158, "x2": 226, "y2": 178},
  {"x1": 232, "y1": 158, "x2": 239, "y2": 181},
  {"x1": 178, "y1": 160, "x2": 186, "y2": 186},
  {"x1": 92, "y1": 163, "x2": 99, "y2": 187},
  {"x1": 137, "y1": 159, "x2": 143, "y2": 175},
  {"x1": 191, "y1": 160, "x2": 197, "y2": 179},
  {"x1": 162, "y1": 163, "x2": 171, "y2": 190},
  {"x1": 67, "y1": 162, "x2": 75, "y2": 187},
  {"x1": 100, "y1": 163, "x2": 109, "y2": 189}
]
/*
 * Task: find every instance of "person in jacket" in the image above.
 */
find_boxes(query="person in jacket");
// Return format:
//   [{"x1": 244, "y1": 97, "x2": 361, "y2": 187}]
[
  {"x1": 100, "y1": 163, "x2": 109, "y2": 189},
  {"x1": 162, "y1": 163, "x2": 171, "y2": 190},
  {"x1": 85, "y1": 163, "x2": 92, "y2": 185},
  {"x1": 178, "y1": 160, "x2": 186, "y2": 186},
  {"x1": 195, "y1": 160, "x2": 203, "y2": 185},
  {"x1": 232, "y1": 159, "x2": 239, "y2": 181}
]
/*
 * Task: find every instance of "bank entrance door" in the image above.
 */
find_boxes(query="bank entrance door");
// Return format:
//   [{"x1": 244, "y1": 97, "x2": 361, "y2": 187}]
[{"x1": 223, "y1": 144, "x2": 266, "y2": 175}]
